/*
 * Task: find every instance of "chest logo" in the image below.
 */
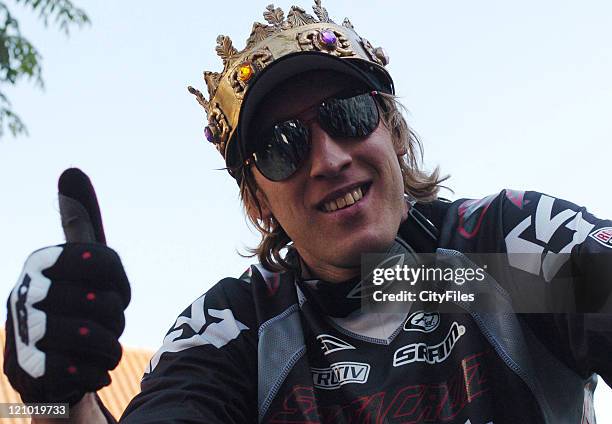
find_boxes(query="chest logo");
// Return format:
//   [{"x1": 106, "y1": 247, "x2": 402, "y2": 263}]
[
  {"x1": 311, "y1": 361, "x2": 370, "y2": 390},
  {"x1": 316, "y1": 334, "x2": 356, "y2": 355},
  {"x1": 393, "y1": 322, "x2": 466, "y2": 367},
  {"x1": 403, "y1": 310, "x2": 440, "y2": 333}
]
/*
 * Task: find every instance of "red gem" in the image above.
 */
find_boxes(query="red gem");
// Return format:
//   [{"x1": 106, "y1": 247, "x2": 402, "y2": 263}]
[
  {"x1": 67, "y1": 365, "x2": 77, "y2": 374},
  {"x1": 81, "y1": 251, "x2": 92, "y2": 260},
  {"x1": 86, "y1": 292, "x2": 96, "y2": 301},
  {"x1": 78, "y1": 327, "x2": 90, "y2": 336}
]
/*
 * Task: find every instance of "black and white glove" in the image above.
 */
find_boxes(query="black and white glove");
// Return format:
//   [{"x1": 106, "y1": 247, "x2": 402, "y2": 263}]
[{"x1": 3, "y1": 169, "x2": 130, "y2": 406}]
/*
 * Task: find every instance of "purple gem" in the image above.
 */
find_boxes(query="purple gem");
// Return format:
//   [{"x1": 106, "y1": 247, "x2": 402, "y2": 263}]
[
  {"x1": 204, "y1": 126, "x2": 214, "y2": 143},
  {"x1": 320, "y1": 30, "x2": 337, "y2": 46}
]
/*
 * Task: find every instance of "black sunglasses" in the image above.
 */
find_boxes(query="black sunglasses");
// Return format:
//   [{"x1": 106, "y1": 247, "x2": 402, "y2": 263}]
[{"x1": 243, "y1": 90, "x2": 381, "y2": 182}]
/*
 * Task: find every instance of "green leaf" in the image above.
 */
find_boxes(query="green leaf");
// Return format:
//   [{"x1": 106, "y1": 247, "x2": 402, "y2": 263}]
[{"x1": 0, "y1": 0, "x2": 89, "y2": 138}]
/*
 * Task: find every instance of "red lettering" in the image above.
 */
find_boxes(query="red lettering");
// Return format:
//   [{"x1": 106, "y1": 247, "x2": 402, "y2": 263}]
[
  {"x1": 270, "y1": 350, "x2": 492, "y2": 423},
  {"x1": 320, "y1": 393, "x2": 385, "y2": 424},
  {"x1": 383, "y1": 384, "x2": 426, "y2": 423},
  {"x1": 461, "y1": 351, "x2": 489, "y2": 402},
  {"x1": 270, "y1": 386, "x2": 320, "y2": 424}
]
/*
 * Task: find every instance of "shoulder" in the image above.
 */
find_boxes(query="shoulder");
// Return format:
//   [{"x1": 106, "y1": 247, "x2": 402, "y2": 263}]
[
  {"x1": 144, "y1": 268, "x2": 259, "y2": 374},
  {"x1": 176, "y1": 269, "x2": 257, "y2": 328},
  {"x1": 144, "y1": 261, "x2": 301, "y2": 373},
  {"x1": 436, "y1": 189, "x2": 609, "y2": 250},
  {"x1": 442, "y1": 189, "x2": 600, "y2": 236},
  {"x1": 122, "y1": 270, "x2": 263, "y2": 423}
]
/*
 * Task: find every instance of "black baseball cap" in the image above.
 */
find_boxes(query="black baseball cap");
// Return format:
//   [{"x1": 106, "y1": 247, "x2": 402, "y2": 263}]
[{"x1": 226, "y1": 51, "x2": 394, "y2": 178}]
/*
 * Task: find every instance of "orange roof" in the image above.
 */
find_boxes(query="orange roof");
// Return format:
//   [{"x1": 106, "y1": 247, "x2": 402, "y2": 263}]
[{"x1": 0, "y1": 329, "x2": 152, "y2": 422}]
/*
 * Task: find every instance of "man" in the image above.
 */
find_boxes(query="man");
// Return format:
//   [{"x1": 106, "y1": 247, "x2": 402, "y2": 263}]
[{"x1": 4, "y1": 1, "x2": 612, "y2": 423}]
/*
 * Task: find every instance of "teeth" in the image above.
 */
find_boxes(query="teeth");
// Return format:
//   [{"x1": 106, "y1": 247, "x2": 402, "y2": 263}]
[
  {"x1": 344, "y1": 192, "x2": 355, "y2": 205},
  {"x1": 323, "y1": 185, "x2": 366, "y2": 212}
]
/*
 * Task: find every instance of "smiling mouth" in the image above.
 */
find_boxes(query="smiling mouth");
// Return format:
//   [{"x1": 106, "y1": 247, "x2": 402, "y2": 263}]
[{"x1": 320, "y1": 183, "x2": 371, "y2": 213}]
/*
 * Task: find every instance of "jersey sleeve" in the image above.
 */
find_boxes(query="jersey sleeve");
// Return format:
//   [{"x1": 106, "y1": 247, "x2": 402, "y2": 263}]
[
  {"x1": 119, "y1": 276, "x2": 258, "y2": 424},
  {"x1": 500, "y1": 190, "x2": 612, "y2": 385},
  {"x1": 501, "y1": 190, "x2": 612, "y2": 310}
]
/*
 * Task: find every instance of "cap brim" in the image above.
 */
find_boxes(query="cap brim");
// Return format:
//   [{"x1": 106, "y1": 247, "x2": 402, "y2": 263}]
[{"x1": 227, "y1": 51, "x2": 393, "y2": 170}]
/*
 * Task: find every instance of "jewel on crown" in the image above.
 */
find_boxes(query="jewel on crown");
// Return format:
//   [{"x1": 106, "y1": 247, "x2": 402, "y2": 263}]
[{"x1": 188, "y1": 0, "x2": 390, "y2": 159}]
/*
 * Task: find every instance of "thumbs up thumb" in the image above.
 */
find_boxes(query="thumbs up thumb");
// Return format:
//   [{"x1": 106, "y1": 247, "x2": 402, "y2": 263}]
[{"x1": 58, "y1": 168, "x2": 106, "y2": 245}]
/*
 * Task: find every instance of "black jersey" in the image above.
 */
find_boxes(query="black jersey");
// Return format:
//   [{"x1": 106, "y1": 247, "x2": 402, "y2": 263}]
[{"x1": 120, "y1": 190, "x2": 612, "y2": 423}]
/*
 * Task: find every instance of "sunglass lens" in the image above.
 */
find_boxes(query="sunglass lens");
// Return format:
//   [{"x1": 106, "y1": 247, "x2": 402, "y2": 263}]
[
  {"x1": 254, "y1": 119, "x2": 311, "y2": 181},
  {"x1": 318, "y1": 93, "x2": 379, "y2": 139}
]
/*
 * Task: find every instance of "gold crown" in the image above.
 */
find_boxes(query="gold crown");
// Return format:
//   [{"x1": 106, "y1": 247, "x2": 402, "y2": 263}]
[{"x1": 188, "y1": 1, "x2": 391, "y2": 166}]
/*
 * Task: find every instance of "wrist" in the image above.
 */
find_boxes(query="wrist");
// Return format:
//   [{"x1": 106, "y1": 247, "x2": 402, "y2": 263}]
[{"x1": 31, "y1": 393, "x2": 110, "y2": 424}]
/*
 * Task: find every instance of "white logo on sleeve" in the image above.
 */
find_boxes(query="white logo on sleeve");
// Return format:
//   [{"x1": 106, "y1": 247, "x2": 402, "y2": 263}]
[
  {"x1": 147, "y1": 295, "x2": 249, "y2": 373},
  {"x1": 505, "y1": 195, "x2": 594, "y2": 281},
  {"x1": 10, "y1": 247, "x2": 63, "y2": 378}
]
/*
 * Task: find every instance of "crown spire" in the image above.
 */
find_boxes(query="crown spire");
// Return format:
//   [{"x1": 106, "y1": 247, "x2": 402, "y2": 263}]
[
  {"x1": 215, "y1": 35, "x2": 239, "y2": 69},
  {"x1": 263, "y1": 4, "x2": 286, "y2": 28},
  {"x1": 313, "y1": 0, "x2": 333, "y2": 23},
  {"x1": 287, "y1": 6, "x2": 316, "y2": 27},
  {"x1": 188, "y1": 0, "x2": 392, "y2": 165}
]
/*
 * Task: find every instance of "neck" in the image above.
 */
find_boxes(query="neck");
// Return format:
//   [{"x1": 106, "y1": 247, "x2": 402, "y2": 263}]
[
  {"x1": 296, "y1": 235, "x2": 406, "y2": 283},
  {"x1": 298, "y1": 256, "x2": 360, "y2": 283},
  {"x1": 298, "y1": 252, "x2": 360, "y2": 283}
]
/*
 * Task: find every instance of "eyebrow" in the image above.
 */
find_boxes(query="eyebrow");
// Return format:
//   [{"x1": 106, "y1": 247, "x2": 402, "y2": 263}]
[{"x1": 292, "y1": 103, "x2": 319, "y2": 121}]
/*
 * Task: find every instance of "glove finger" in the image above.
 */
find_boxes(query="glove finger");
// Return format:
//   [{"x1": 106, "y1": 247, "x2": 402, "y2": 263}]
[
  {"x1": 38, "y1": 316, "x2": 122, "y2": 371},
  {"x1": 34, "y1": 283, "x2": 125, "y2": 336},
  {"x1": 42, "y1": 243, "x2": 130, "y2": 307},
  {"x1": 44, "y1": 353, "x2": 112, "y2": 404}
]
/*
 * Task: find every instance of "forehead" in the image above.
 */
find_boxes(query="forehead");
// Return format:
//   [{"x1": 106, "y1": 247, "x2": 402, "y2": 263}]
[{"x1": 252, "y1": 70, "x2": 366, "y2": 127}]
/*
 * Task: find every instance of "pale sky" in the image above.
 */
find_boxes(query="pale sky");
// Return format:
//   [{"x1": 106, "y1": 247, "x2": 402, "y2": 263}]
[{"x1": 1, "y1": 0, "x2": 611, "y2": 417}]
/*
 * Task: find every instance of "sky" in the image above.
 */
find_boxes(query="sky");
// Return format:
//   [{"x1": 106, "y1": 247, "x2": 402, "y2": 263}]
[{"x1": 0, "y1": 0, "x2": 611, "y2": 417}]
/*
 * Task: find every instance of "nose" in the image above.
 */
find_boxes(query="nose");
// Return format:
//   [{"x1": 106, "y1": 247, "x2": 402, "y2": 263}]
[{"x1": 308, "y1": 123, "x2": 352, "y2": 179}]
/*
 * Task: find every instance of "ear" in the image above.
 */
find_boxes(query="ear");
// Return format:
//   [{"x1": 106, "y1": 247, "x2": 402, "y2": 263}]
[
  {"x1": 246, "y1": 186, "x2": 273, "y2": 222},
  {"x1": 387, "y1": 125, "x2": 407, "y2": 157},
  {"x1": 256, "y1": 189, "x2": 273, "y2": 221},
  {"x1": 394, "y1": 142, "x2": 407, "y2": 157},
  {"x1": 400, "y1": 194, "x2": 410, "y2": 223}
]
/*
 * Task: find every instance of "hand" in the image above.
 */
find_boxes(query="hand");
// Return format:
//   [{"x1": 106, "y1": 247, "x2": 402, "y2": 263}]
[{"x1": 3, "y1": 168, "x2": 130, "y2": 406}]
